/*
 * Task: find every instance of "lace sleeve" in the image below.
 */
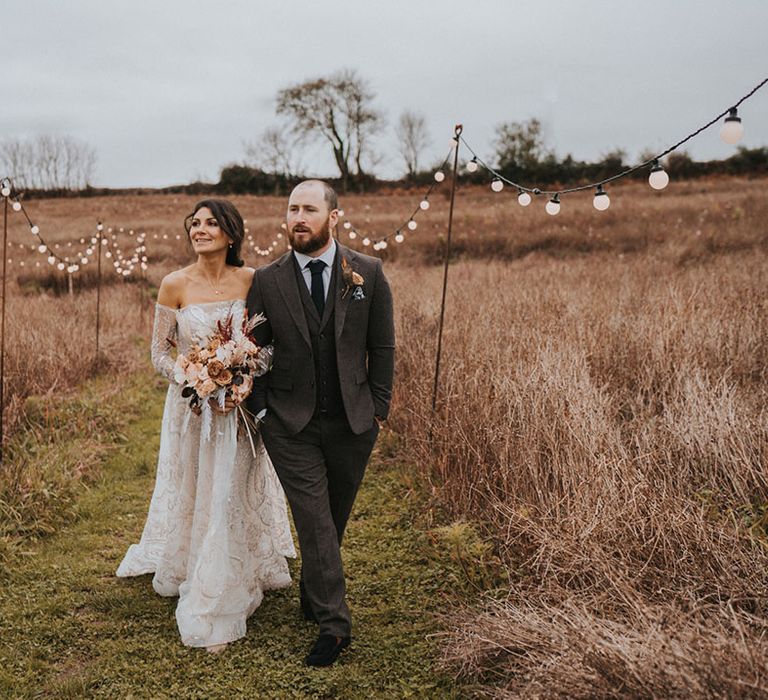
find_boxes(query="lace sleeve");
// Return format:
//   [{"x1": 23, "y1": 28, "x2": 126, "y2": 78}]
[
  {"x1": 151, "y1": 303, "x2": 178, "y2": 382},
  {"x1": 253, "y1": 344, "x2": 273, "y2": 378}
]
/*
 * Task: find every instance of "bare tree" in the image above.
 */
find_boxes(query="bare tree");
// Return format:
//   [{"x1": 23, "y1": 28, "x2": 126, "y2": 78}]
[
  {"x1": 395, "y1": 110, "x2": 431, "y2": 178},
  {"x1": 0, "y1": 135, "x2": 96, "y2": 190},
  {"x1": 275, "y1": 69, "x2": 384, "y2": 190},
  {"x1": 244, "y1": 125, "x2": 303, "y2": 178},
  {"x1": 494, "y1": 118, "x2": 552, "y2": 171}
]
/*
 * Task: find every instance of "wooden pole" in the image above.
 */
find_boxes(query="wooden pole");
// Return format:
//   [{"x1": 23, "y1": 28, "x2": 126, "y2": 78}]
[
  {"x1": 0, "y1": 189, "x2": 8, "y2": 462},
  {"x1": 95, "y1": 222, "x2": 103, "y2": 362},
  {"x1": 431, "y1": 124, "x2": 463, "y2": 413}
]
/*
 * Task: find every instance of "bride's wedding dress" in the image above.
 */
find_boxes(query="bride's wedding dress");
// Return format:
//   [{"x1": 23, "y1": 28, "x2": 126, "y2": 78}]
[{"x1": 116, "y1": 299, "x2": 296, "y2": 648}]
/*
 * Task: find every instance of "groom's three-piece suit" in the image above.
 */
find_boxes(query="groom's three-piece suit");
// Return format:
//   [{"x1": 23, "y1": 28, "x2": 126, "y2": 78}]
[{"x1": 246, "y1": 240, "x2": 395, "y2": 639}]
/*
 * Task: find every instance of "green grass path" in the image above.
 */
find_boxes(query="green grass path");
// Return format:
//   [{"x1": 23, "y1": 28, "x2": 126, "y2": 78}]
[{"x1": 0, "y1": 376, "x2": 459, "y2": 699}]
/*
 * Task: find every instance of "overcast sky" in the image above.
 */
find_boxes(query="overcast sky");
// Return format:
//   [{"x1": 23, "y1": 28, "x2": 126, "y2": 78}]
[{"x1": 2, "y1": 0, "x2": 767, "y2": 187}]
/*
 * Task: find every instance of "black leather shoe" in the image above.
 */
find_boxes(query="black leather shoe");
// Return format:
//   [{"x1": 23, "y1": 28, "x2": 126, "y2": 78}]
[
  {"x1": 300, "y1": 595, "x2": 318, "y2": 623},
  {"x1": 305, "y1": 634, "x2": 351, "y2": 667}
]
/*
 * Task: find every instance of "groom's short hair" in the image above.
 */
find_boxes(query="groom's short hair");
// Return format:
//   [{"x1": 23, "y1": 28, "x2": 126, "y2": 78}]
[{"x1": 296, "y1": 179, "x2": 338, "y2": 212}]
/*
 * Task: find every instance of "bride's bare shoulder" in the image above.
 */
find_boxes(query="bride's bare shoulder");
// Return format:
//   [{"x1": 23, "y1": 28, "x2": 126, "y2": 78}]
[
  {"x1": 158, "y1": 266, "x2": 195, "y2": 307},
  {"x1": 237, "y1": 266, "x2": 257, "y2": 283}
]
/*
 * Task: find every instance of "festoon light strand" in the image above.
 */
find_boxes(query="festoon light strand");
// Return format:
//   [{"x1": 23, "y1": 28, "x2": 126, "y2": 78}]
[{"x1": 458, "y1": 76, "x2": 767, "y2": 215}]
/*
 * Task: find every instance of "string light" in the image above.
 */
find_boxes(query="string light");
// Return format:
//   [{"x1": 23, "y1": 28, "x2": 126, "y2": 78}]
[
  {"x1": 419, "y1": 199, "x2": 430, "y2": 210},
  {"x1": 434, "y1": 171, "x2": 445, "y2": 182},
  {"x1": 407, "y1": 220, "x2": 418, "y2": 231},
  {"x1": 490, "y1": 178, "x2": 504, "y2": 193},
  {"x1": 719, "y1": 107, "x2": 744, "y2": 145},
  {"x1": 458, "y1": 77, "x2": 766, "y2": 214},
  {"x1": 517, "y1": 189, "x2": 532, "y2": 206},
  {"x1": 466, "y1": 157, "x2": 479, "y2": 173},
  {"x1": 648, "y1": 160, "x2": 669, "y2": 190},
  {"x1": 545, "y1": 194, "x2": 561, "y2": 216},
  {"x1": 593, "y1": 185, "x2": 610, "y2": 211}
]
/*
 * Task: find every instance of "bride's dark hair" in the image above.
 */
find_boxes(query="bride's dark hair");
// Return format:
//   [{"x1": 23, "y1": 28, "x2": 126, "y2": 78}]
[{"x1": 184, "y1": 199, "x2": 245, "y2": 267}]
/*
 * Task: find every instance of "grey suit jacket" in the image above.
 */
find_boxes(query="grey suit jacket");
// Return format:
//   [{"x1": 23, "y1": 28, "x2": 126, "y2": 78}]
[{"x1": 246, "y1": 243, "x2": 395, "y2": 435}]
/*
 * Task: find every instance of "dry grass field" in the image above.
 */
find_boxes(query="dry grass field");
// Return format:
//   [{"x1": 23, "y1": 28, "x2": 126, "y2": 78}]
[{"x1": 2, "y1": 175, "x2": 767, "y2": 696}]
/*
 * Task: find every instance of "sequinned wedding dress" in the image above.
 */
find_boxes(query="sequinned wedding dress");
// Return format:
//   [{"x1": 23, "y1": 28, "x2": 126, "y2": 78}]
[{"x1": 116, "y1": 300, "x2": 296, "y2": 648}]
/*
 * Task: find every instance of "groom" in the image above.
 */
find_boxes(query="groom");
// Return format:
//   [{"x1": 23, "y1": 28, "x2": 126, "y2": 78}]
[{"x1": 246, "y1": 179, "x2": 395, "y2": 667}]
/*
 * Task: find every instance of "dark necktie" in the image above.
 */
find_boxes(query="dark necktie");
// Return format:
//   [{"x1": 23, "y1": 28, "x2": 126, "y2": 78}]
[{"x1": 307, "y1": 259, "x2": 326, "y2": 317}]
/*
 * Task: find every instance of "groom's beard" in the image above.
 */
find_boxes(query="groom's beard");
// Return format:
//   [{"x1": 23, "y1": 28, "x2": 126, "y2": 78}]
[{"x1": 289, "y1": 216, "x2": 331, "y2": 254}]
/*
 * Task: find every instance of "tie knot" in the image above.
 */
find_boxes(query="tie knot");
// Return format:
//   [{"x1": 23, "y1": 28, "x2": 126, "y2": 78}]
[{"x1": 307, "y1": 260, "x2": 326, "y2": 275}]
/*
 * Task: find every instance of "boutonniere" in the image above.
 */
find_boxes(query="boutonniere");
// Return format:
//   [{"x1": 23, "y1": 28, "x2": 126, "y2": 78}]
[{"x1": 341, "y1": 255, "x2": 365, "y2": 300}]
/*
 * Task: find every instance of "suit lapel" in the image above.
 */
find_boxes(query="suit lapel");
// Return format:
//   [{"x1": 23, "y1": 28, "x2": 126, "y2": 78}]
[
  {"x1": 274, "y1": 253, "x2": 311, "y2": 349},
  {"x1": 334, "y1": 244, "x2": 354, "y2": 341}
]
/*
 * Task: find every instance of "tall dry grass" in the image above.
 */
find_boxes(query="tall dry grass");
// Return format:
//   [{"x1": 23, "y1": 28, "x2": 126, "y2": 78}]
[
  {"x1": 389, "y1": 245, "x2": 768, "y2": 695},
  {"x1": 2, "y1": 281, "x2": 148, "y2": 432}
]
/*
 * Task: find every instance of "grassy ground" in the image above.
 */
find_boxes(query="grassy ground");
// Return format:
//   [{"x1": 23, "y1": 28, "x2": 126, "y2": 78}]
[{"x1": 0, "y1": 372, "x2": 461, "y2": 699}]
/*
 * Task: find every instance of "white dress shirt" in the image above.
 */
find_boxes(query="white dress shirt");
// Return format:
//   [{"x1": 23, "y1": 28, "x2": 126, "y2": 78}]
[{"x1": 292, "y1": 238, "x2": 337, "y2": 302}]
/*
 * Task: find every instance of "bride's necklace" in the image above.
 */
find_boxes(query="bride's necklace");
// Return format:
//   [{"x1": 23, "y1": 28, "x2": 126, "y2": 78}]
[{"x1": 201, "y1": 267, "x2": 228, "y2": 295}]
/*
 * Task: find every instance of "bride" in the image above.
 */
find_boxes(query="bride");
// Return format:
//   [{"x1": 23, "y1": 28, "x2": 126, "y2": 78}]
[{"x1": 116, "y1": 198, "x2": 296, "y2": 653}]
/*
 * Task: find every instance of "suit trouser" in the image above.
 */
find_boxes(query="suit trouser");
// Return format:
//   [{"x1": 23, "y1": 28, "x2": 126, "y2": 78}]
[{"x1": 261, "y1": 410, "x2": 379, "y2": 638}]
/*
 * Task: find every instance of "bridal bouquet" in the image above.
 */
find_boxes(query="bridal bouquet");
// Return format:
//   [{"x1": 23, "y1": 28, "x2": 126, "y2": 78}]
[{"x1": 173, "y1": 309, "x2": 271, "y2": 448}]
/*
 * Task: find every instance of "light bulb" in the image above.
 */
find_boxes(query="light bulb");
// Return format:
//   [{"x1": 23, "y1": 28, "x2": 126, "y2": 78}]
[
  {"x1": 31, "y1": 225, "x2": 40, "y2": 235},
  {"x1": 380, "y1": 241, "x2": 388, "y2": 249},
  {"x1": 546, "y1": 194, "x2": 561, "y2": 216},
  {"x1": 407, "y1": 220, "x2": 417, "y2": 230},
  {"x1": 720, "y1": 107, "x2": 743, "y2": 145},
  {"x1": 349, "y1": 231, "x2": 357, "y2": 239},
  {"x1": 466, "y1": 158, "x2": 479, "y2": 173},
  {"x1": 362, "y1": 237, "x2": 371, "y2": 246},
  {"x1": 57, "y1": 262, "x2": 65, "y2": 271},
  {"x1": 343, "y1": 221, "x2": 351, "y2": 229},
  {"x1": 12, "y1": 201, "x2": 21, "y2": 212},
  {"x1": 47, "y1": 256, "x2": 55, "y2": 265},
  {"x1": 420, "y1": 199, "x2": 430, "y2": 210},
  {"x1": 518, "y1": 191, "x2": 531, "y2": 206},
  {"x1": 491, "y1": 178, "x2": 504, "y2": 193},
  {"x1": 81, "y1": 257, "x2": 88, "y2": 264},
  {"x1": 277, "y1": 232, "x2": 283, "y2": 239},
  {"x1": 434, "y1": 171, "x2": 445, "y2": 182},
  {"x1": 648, "y1": 160, "x2": 669, "y2": 190},
  {"x1": 1, "y1": 187, "x2": 10, "y2": 197},
  {"x1": 449, "y1": 136, "x2": 458, "y2": 150},
  {"x1": 593, "y1": 185, "x2": 610, "y2": 211},
  {"x1": 338, "y1": 209, "x2": 345, "y2": 217},
  {"x1": 38, "y1": 245, "x2": 46, "y2": 253},
  {"x1": 97, "y1": 223, "x2": 103, "y2": 231},
  {"x1": 106, "y1": 251, "x2": 112, "y2": 258},
  {"x1": 395, "y1": 233, "x2": 405, "y2": 243}
]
